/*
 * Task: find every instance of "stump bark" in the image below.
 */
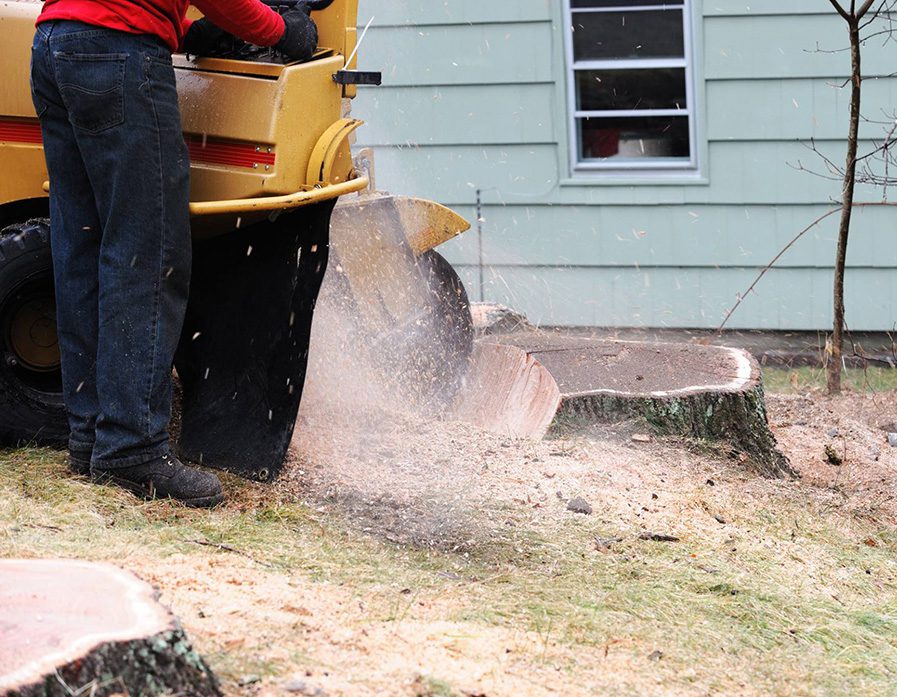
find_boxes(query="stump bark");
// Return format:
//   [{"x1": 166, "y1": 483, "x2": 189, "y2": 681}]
[
  {"x1": 453, "y1": 334, "x2": 795, "y2": 478},
  {"x1": 0, "y1": 559, "x2": 221, "y2": 697}
]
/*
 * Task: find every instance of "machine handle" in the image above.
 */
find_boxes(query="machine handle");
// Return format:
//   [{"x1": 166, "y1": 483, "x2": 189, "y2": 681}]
[
  {"x1": 260, "y1": 0, "x2": 335, "y2": 9},
  {"x1": 188, "y1": 175, "x2": 369, "y2": 216}
]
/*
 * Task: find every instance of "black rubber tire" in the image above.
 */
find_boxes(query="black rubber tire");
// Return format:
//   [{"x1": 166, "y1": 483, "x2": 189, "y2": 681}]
[{"x1": 0, "y1": 219, "x2": 68, "y2": 445}]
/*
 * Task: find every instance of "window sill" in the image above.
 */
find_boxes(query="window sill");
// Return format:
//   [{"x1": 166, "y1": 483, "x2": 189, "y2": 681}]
[{"x1": 560, "y1": 172, "x2": 709, "y2": 187}]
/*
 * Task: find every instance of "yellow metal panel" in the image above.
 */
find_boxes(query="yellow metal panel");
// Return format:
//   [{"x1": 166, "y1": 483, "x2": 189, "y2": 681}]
[
  {"x1": 0, "y1": 143, "x2": 49, "y2": 207},
  {"x1": 0, "y1": 1, "x2": 41, "y2": 120},
  {"x1": 305, "y1": 118, "x2": 363, "y2": 185},
  {"x1": 0, "y1": 0, "x2": 380, "y2": 229},
  {"x1": 179, "y1": 56, "x2": 347, "y2": 203},
  {"x1": 314, "y1": 0, "x2": 358, "y2": 64}
]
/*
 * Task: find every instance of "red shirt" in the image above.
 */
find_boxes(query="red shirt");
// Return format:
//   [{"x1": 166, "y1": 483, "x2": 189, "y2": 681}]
[{"x1": 37, "y1": 0, "x2": 285, "y2": 53}]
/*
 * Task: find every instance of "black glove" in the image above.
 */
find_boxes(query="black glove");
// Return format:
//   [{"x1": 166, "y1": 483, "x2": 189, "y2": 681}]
[
  {"x1": 181, "y1": 18, "x2": 238, "y2": 56},
  {"x1": 275, "y1": 7, "x2": 318, "y2": 62}
]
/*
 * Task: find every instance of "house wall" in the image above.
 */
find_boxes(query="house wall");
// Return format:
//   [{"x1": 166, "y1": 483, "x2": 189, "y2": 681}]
[{"x1": 351, "y1": 0, "x2": 897, "y2": 329}]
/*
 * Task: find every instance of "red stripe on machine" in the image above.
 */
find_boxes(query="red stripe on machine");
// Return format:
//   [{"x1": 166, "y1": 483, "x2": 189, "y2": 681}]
[
  {"x1": 0, "y1": 119, "x2": 43, "y2": 144},
  {"x1": 0, "y1": 121, "x2": 275, "y2": 171},
  {"x1": 185, "y1": 135, "x2": 276, "y2": 169}
]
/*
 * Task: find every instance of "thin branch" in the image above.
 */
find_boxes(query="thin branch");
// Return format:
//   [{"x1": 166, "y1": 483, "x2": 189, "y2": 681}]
[
  {"x1": 186, "y1": 538, "x2": 276, "y2": 568},
  {"x1": 715, "y1": 202, "x2": 897, "y2": 335},
  {"x1": 829, "y1": 0, "x2": 852, "y2": 21},
  {"x1": 858, "y1": 0, "x2": 879, "y2": 19}
]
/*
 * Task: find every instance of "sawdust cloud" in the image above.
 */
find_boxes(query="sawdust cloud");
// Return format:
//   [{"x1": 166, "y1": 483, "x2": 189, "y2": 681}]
[{"x1": 283, "y1": 260, "x2": 485, "y2": 549}]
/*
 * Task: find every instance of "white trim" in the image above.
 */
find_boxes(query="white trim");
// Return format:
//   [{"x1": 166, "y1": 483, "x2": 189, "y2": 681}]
[
  {"x1": 573, "y1": 58, "x2": 687, "y2": 70},
  {"x1": 575, "y1": 108, "x2": 689, "y2": 118},
  {"x1": 571, "y1": 4, "x2": 685, "y2": 12},
  {"x1": 563, "y1": 0, "x2": 699, "y2": 175}
]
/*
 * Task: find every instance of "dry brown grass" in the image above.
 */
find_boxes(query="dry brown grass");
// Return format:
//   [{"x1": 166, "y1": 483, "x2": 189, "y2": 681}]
[{"x1": 3, "y1": 389, "x2": 897, "y2": 696}]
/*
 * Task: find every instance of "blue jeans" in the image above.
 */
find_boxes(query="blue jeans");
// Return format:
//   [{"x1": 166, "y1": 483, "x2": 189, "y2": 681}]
[{"x1": 30, "y1": 21, "x2": 191, "y2": 469}]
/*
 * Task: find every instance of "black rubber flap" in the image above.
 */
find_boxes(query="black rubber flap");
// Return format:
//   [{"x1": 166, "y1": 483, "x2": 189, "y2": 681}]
[{"x1": 175, "y1": 201, "x2": 334, "y2": 481}]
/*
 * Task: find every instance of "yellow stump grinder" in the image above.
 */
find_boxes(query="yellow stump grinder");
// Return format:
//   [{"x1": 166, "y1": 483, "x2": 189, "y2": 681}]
[{"x1": 0, "y1": 0, "x2": 473, "y2": 481}]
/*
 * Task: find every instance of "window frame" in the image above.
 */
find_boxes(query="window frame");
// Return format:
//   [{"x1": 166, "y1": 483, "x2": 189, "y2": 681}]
[{"x1": 562, "y1": 0, "x2": 701, "y2": 177}]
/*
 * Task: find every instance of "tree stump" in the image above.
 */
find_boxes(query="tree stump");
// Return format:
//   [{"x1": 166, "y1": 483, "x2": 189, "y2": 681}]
[
  {"x1": 0, "y1": 559, "x2": 221, "y2": 697},
  {"x1": 453, "y1": 334, "x2": 795, "y2": 478}
]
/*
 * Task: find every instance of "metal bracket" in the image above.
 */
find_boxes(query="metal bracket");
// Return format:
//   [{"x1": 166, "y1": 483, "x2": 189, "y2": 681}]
[{"x1": 332, "y1": 70, "x2": 382, "y2": 86}]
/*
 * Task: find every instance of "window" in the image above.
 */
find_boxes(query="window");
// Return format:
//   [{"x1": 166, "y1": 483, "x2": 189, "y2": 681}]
[{"x1": 564, "y1": 0, "x2": 698, "y2": 174}]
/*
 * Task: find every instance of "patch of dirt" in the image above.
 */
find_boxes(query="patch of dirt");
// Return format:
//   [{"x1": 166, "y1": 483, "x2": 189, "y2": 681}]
[
  {"x1": 768, "y1": 389, "x2": 897, "y2": 522},
  {"x1": 49, "y1": 384, "x2": 897, "y2": 696}
]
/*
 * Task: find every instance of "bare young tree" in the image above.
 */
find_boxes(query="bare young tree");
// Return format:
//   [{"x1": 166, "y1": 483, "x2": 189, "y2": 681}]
[
  {"x1": 825, "y1": 0, "x2": 891, "y2": 393},
  {"x1": 718, "y1": 2, "x2": 897, "y2": 394}
]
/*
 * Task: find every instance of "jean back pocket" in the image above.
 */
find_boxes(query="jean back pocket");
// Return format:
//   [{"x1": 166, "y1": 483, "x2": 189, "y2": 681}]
[{"x1": 54, "y1": 52, "x2": 127, "y2": 134}]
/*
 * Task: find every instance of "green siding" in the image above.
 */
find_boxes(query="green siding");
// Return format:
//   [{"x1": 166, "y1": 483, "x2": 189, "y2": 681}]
[
  {"x1": 704, "y1": 14, "x2": 896, "y2": 80},
  {"x1": 359, "y1": 84, "x2": 557, "y2": 145},
  {"x1": 456, "y1": 266, "x2": 896, "y2": 331},
  {"x1": 442, "y1": 204, "x2": 895, "y2": 268},
  {"x1": 359, "y1": 141, "x2": 885, "y2": 204},
  {"x1": 353, "y1": 1, "x2": 897, "y2": 330},
  {"x1": 361, "y1": 23, "x2": 554, "y2": 86},
  {"x1": 706, "y1": 78, "x2": 897, "y2": 141},
  {"x1": 358, "y1": 0, "x2": 551, "y2": 26}
]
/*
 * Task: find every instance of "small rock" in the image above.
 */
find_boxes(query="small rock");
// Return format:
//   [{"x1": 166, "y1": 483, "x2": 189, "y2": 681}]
[
  {"x1": 824, "y1": 444, "x2": 843, "y2": 466},
  {"x1": 714, "y1": 515, "x2": 727, "y2": 525},
  {"x1": 238, "y1": 675, "x2": 261, "y2": 687},
  {"x1": 282, "y1": 679, "x2": 327, "y2": 696},
  {"x1": 639, "y1": 532, "x2": 680, "y2": 542},
  {"x1": 567, "y1": 497, "x2": 593, "y2": 515},
  {"x1": 888, "y1": 433, "x2": 897, "y2": 448},
  {"x1": 283, "y1": 680, "x2": 308, "y2": 693},
  {"x1": 631, "y1": 433, "x2": 652, "y2": 443},
  {"x1": 826, "y1": 427, "x2": 840, "y2": 438},
  {"x1": 594, "y1": 535, "x2": 624, "y2": 551},
  {"x1": 648, "y1": 650, "x2": 664, "y2": 661}
]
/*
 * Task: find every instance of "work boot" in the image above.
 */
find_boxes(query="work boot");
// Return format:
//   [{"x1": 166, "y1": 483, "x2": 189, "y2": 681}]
[
  {"x1": 91, "y1": 452, "x2": 224, "y2": 508},
  {"x1": 67, "y1": 449, "x2": 92, "y2": 476}
]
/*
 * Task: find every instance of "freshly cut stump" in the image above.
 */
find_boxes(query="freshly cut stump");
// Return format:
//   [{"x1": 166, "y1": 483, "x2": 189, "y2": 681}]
[
  {"x1": 453, "y1": 334, "x2": 795, "y2": 478},
  {"x1": 0, "y1": 559, "x2": 220, "y2": 697}
]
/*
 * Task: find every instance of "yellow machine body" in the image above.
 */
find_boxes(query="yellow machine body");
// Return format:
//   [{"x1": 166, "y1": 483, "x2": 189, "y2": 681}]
[{"x1": 0, "y1": 0, "x2": 471, "y2": 480}]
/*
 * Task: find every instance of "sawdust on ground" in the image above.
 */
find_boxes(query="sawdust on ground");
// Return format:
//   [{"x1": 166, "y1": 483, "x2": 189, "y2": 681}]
[{"x1": 116, "y1": 385, "x2": 897, "y2": 697}]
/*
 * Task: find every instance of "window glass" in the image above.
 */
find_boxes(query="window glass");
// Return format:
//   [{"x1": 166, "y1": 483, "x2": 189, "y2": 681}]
[
  {"x1": 572, "y1": 10, "x2": 685, "y2": 61},
  {"x1": 579, "y1": 116, "x2": 691, "y2": 161},
  {"x1": 576, "y1": 68, "x2": 687, "y2": 112}
]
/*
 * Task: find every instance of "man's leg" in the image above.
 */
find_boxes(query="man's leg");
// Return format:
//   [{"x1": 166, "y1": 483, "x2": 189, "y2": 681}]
[
  {"x1": 35, "y1": 22, "x2": 221, "y2": 505},
  {"x1": 30, "y1": 23, "x2": 102, "y2": 470},
  {"x1": 43, "y1": 26, "x2": 189, "y2": 466}
]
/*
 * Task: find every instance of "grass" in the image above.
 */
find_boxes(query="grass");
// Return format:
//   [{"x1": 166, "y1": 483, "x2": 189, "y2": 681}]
[
  {"x1": 762, "y1": 365, "x2": 897, "y2": 394},
  {"x1": 4, "y1": 447, "x2": 897, "y2": 695}
]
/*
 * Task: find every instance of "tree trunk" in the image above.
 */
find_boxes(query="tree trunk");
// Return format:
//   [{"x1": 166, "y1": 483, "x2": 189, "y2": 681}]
[
  {"x1": 553, "y1": 381, "x2": 795, "y2": 479},
  {"x1": 827, "y1": 17, "x2": 863, "y2": 394},
  {"x1": 454, "y1": 336, "x2": 796, "y2": 479},
  {"x1": 1, "y1": 559, "x2": 221, "y2": 697}
]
